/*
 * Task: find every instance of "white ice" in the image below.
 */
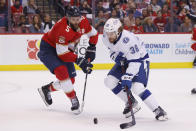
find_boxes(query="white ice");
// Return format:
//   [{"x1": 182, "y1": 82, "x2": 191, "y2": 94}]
[{"x1": 0, "y1": 69, "x2": 196, "y2": 131}]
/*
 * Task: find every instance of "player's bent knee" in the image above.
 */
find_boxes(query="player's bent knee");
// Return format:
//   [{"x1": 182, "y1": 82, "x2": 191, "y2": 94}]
[
  {"x1": 54, "y1": 65, "x2": 69, "y2": 81},
  {"x1": 104, "y1": 75, "x2": 119, "y2": 90},
  {"x1": 131, "y1": 82, "x2": 152, "y2": 101}
]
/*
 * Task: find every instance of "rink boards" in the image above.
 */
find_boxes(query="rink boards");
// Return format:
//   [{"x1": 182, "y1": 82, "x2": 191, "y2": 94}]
[{"x1": 0, "y1": 33, "x2": 195, "y2": 71}]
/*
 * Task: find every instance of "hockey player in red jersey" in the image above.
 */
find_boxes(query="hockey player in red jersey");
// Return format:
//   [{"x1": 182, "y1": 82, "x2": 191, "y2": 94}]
[
  {"x1": 191, "y1": 26, "x2": 196, "y2": 94},
  {"x1": 191, "y1": 26, "x2": 196, "y2": 51},
  {"x1": 37, "y1": 6, "x2": 98, "y2": 114},
  {"x1": 185, "y1": 1, "x2": 196, "y2": 94}
]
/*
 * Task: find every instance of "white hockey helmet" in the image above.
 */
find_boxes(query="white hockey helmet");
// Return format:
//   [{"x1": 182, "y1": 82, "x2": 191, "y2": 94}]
[{"x1": 103, "y1": 18, "x2": 122, "y2": 37}]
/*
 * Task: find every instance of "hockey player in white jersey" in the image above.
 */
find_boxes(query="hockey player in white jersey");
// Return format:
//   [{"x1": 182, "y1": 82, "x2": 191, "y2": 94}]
[{"x1": 102, "y1": 18, "x2": 168, "y2": 121}]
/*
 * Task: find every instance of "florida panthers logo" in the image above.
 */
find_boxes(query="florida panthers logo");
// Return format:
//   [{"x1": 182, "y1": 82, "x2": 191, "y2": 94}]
[{"x1": 27, "y1": 40, "x2": 40, "y2": 60}]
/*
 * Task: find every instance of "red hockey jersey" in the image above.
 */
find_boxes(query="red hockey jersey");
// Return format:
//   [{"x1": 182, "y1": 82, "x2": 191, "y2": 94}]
[
  {"x1": 42, "y1": 16, "x2": 98, "y2": 62},
  {"x1": 191, "y1": 27, "x2": 196, "y2": 51}
]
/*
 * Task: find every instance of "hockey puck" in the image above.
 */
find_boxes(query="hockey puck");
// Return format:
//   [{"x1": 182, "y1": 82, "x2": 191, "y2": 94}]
[
  {"x1": 191, "y1": 88, "x2": 196, "y2": 94},
  {"x1": 93, "y1": 118, "x2": 98, "y2": 124}
]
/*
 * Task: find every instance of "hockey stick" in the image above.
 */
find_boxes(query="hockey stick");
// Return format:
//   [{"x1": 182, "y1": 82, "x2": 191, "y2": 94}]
[
  {"x1": 78, "y1": 72, "x2": 88, "y2": 114},
  {"x1": 78, "y1": 59, "x2": 91, "y2": 114},
  {"x1": 119, "y1": 61, "x2": 136, "y2": 129}
]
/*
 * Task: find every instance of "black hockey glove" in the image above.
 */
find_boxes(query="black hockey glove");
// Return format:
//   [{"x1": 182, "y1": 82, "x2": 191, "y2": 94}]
[
  {"x1": 76, "y1": 57, "x2": 93, "y2": 74},
  {"x1": 85, "y1": 44, "x2": 96, "y2": 62}
]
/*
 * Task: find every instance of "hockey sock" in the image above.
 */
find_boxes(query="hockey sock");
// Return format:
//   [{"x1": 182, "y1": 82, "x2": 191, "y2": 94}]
[
  {"x1": 139, "y1": 89, "x2": 159, "y2": 111},
  {"x1": 65, "y1": 90, "x2": 76, "y2": 99},
  {"x1": 49, "y1": 84, "x2": 57, "y2": 92},
  {"x1": 51, "y1": 79, "x2": 75, "y2": 99}
]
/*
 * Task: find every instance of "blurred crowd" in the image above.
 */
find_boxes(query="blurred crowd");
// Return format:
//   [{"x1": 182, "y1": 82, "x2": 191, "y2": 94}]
[
  {"x1": 92, "y1": 0, "x2": 196, "y2": 33},
  {"x1": 0, "y1": 0, "x2": 196, "y2": 34},
  {"x1": 0, "y1": 0, "x2": 55, "y2": 33}
]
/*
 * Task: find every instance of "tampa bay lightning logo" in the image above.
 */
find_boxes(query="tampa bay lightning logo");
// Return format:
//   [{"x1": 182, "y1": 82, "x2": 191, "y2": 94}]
[{"x1": 123, "y1": 37, "x2": 129, "y2": 44}]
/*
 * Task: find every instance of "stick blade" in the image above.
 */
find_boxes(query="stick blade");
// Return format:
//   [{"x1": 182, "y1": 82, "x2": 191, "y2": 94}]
[{"x1": 120, "y1": 121, "x2": 136, "y2": 129}]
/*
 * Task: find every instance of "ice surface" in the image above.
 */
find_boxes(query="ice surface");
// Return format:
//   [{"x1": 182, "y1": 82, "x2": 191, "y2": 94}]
[{"x1": 0, "y1": 69, "x2": 196, "y2": 131}]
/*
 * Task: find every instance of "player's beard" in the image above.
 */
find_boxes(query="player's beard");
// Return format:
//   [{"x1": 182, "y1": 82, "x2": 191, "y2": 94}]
[
  {"x1": 70, "y1": 23, "x2": 79, "y2": 32},
  {"x1": 109, "y1": 38, "x2": 115, "y2": 43},
  {"x1": 109, "y1": 37, "x2": 117, "y2": 43}
]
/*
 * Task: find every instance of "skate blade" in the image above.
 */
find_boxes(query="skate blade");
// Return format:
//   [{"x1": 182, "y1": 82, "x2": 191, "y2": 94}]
[
  {"x1": 125, "y1": 106, "x2": 141, "y2": 118},
  {"x1": 157, "y1": 115, "x2": 168, "y2": 121},
  {"x1": 73, "y1": 103, "x2": 84, "y2": 115},
  {"x1": 72, "y1": 109, "x2": 81, "y2": 115},
  {"x1": 38, "y1": 88, "x2": 49, "y2": 107}
]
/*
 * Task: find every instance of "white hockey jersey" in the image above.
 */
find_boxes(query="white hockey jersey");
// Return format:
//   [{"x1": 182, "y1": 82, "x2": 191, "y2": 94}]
[{"x1": 102, "y1": 30, "x2": 149, "y2": 76}]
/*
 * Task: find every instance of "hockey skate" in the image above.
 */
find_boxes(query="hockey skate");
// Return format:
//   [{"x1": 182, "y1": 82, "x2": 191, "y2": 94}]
[
  {"x1": 193, "y1": 57, "x2": 196, "y2": 68},
  {"x1": 123, "y1": 99, "x2": 141, "y2": 118},
  {"x1": 153, "y1": 106, "x2": 168, "y2": 121},
  {"x1": 70, "y1": 96, "x2": 80, "y2": 115},
  {"x1": 38, "y1": 82, "x2": 53, "y2": 106}
]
